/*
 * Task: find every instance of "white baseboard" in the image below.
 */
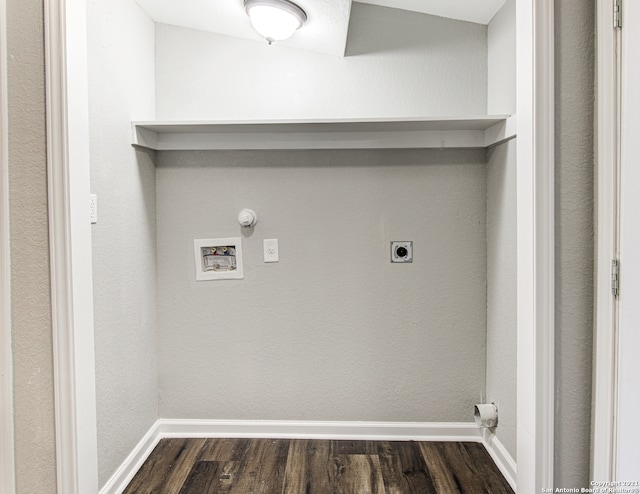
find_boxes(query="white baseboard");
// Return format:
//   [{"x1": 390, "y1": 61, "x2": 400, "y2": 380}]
[
  {"x1": 101, "y1": 419, "x2": 517, "y2": 494},
  {"x1": 482, "y1": 429, "x2": 517, "y2": 491},
  {"x1": 157, "y1": 419, "x2": 483, "y2": 442},
  {"x1": 98, "y1": 421, "x2": 162, "y2": 494}
]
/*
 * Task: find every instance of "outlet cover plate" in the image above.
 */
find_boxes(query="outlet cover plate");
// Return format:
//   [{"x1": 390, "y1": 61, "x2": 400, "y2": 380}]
[
  {"x1": 263, "y1": 239, "x2": 279, "y2": 263},
  {"x1": 391, "y1": 241, "x2": 413, "y2": 263}
]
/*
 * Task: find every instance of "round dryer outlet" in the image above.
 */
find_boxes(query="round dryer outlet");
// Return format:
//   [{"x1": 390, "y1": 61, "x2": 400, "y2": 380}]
[{"x1": 391, "y1": 241, "x2": 413, "y2": 263}]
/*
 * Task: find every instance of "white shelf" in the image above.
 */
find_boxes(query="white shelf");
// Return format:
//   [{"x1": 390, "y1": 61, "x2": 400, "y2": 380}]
[{"x1": 132, "y1": 115, "x2": 516, "y2": 151}]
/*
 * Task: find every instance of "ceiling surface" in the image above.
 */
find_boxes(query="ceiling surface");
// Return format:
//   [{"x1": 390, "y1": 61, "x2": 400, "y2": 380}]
[
  {"x1": 359, "y1": 0, "x2": 506, "y2": 24},
  {"x1": 134, "y1": 0, "x2": 507, "y2": 57}
]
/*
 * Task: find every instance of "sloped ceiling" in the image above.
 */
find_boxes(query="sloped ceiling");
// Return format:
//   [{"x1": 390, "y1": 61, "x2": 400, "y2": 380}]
[
  {"x1": 134, "y1": 0, "x2": 506, "y2": 57},
  {"x1": 359, "y1": 0, "x2": 507, "y2": 24}
]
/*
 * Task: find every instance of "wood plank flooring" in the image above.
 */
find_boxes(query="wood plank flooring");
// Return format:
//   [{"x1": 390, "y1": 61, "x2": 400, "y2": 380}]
[{"x1": 122, "y1": 438, "x2": 514, "y2": 494}]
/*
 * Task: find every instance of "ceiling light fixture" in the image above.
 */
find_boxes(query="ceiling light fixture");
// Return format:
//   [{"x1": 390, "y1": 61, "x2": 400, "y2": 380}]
[{"x1": 244, "y1": 0, "x2": 307, "y2": 45}]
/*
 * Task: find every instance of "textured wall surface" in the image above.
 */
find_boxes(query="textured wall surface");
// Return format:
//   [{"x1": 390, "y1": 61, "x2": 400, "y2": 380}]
[
  {"x1": 155, "y1": 3, "x2": 487, "y2": 120},
  {"x1": 3, "y1": 0, "x2": 599, "y2": 489},
  {"x1": 554, "y1": 0, "x2": 594, "y2": 487},
  {"x1": 486, "y1": 139, "x2": 517, "y2": 460},
  {"x1": 87, "y1": 0, "x2": 159, "y2": 487},
  {"x1": 7, "y1": 0, "x2": 58, "y2": 492},
  {"x1": 156, "y1": 148, "x2": 488, "y2": 421},
  {"x1": 487, "y1": 0, "x2": 516, "y2": 115}
]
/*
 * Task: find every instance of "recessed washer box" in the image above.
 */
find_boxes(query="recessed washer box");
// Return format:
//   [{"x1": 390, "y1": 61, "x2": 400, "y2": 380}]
[{"x1": 194, "y1": 237, "x2": 244, "y2": 280}]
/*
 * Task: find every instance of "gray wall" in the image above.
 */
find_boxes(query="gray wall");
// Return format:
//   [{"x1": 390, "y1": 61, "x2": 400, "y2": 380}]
[
  {"x1": 87, "y1": 0, "x2": 158, "y2": 487},
  {"x1": 487, "y1": 0, "x2": 516, "y2": 115},
  {"x1": 154, "y1": 3, "x2": 487, "y2": 121},
  {"x1": 554, "y1": 0, "x2": 594, "y2": 487},
  {"x1": 156, "y1": 149, "x2": 488, "y2": 421},
  {"x1": 6, "y1": 0, "x2": 57, "y2": 492},
  {"x1": 486, "y1": 139, "x2": 517, "y2": 460}
]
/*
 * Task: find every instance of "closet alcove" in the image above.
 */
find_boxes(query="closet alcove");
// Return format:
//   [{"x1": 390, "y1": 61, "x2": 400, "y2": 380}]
[{"x1": 62, "y1": 0, "x2": 539, "y2": 491}]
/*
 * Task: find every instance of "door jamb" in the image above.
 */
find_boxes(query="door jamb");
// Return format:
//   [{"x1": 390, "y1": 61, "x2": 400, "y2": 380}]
[
  {"x1": 515, "y1": 0, "x2": 555, "y2": 490},
  {"x1": 0, "y1": 0, "x2": 16, "y2": 491},
  {"x1": 592, "y1": 0, "x2": 619, "y2": 482},
  {"x1": 44, "y1": 0, "x2": 99, "y2": 492}
]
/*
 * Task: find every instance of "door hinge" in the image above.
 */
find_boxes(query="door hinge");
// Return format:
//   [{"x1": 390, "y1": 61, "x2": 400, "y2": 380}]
[
  {"x1": 612, "y1": 259, "x2": 620, "y2": 297},
  {"x1": 614, "y1": 0, "x2": 622, "y2": 29}
]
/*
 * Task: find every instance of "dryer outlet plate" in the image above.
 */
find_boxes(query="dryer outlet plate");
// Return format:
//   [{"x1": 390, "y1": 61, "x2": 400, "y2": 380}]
[{"x1": 391, "y1": 241, "x2": 413, "y2": 263}]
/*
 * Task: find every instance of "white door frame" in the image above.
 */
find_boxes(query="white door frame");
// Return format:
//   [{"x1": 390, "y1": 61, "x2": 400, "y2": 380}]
[
  {"x1": 44, "y1": 0, "x2": 99, "y2": 492},
  {"x1": 615, "y1": 0, "x2": 640, "y2": 470},
  {"x1": 594, "y1": 0, "x2": 640, "y2": 478},
  {"x1": 0, "y1": 0, "x2": 16, "y2": 492},
  {"x1": 515, "y1": 0, "x2": 555, "y2": 490},
  {"x1": 44, "y1": 0, "x2": 555, "y2": 492},
  {"x1": 592, "y1": 0, "x2": 619, "y2": 481}
]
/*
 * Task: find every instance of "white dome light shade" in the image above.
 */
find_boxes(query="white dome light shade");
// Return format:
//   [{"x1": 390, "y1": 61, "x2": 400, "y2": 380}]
[{"x1": 244, "y1": 0, "x2": 307, "y2": 44}]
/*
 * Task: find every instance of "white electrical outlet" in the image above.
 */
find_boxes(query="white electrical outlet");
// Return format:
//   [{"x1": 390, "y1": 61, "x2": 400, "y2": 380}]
[
  {"x1": 263, "y1": 239, "x2": 279, "y2": 263},
  {"x1": 89, "y1": 194, "x2": 98, "y2": 224}
]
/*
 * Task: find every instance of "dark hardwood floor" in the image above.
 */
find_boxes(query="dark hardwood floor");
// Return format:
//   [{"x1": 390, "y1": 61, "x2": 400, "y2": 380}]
[{"x1": 122, "y1": 438, "x2": 514, "y2": 494}]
